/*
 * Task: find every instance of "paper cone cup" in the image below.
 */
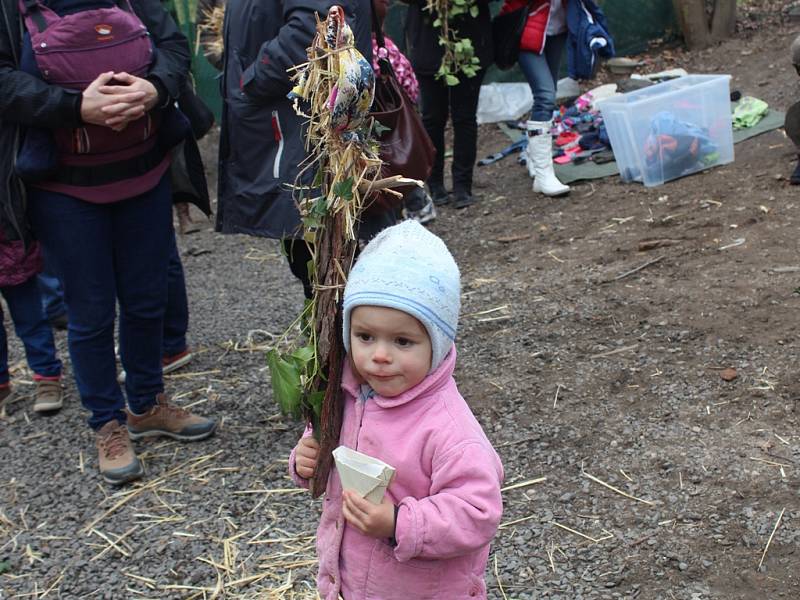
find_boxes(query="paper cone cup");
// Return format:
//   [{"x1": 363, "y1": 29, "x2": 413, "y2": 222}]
[{"x1": 333, "y1": 446, "x2": 396, "y2": 504}]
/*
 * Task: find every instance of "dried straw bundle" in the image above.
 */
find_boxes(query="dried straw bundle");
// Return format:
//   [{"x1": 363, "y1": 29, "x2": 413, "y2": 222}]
[
  {"x1": 197, "y1": 5, "x2": 225, "y2": 60},
  {"x1": 286, "y1": 8, "x2": 385, "y2": 497}
]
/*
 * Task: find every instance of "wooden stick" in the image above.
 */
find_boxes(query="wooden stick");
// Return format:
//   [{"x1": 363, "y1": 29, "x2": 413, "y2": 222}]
[
  {"x1": 749, "y1": 457, "x2": 792, "y2": 469},
  {"x1": 590, "y1": 344, "x2": 639, "y2": 359},
  {"x1": 613, "y1": 255, "x2": 664, "y2": 281},
  {"x1": 758, "y1": 508, "x2": 785, "y2": 569},
  {"x1": 498, "y1": 514, "x2": 537, "y2": 529},
  {"x1": 552, "y1": 521, "x2": 613, "y2": 544},
  {"x1": 494, "y1": 554, "x2": 508, "y2": 600},
  {"x1": 501, "y1": 477, "x2": 547, "y2": 492},
  {"x1": 583, "y1": 471, "x2": 654, "y2": 506}
]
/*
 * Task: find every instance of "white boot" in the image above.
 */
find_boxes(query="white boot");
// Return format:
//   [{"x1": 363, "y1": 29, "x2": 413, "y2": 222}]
[{"x1": 526, "y1": 120, "x2": 570, "y2": 197}]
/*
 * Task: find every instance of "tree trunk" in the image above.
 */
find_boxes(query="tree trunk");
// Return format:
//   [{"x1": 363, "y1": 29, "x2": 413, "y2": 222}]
[
  {"x1": 672, "y1": 0, "x2": 736, "y2": 50},
  {"x1": 710, "y1": 0, "x2": 737, "y2": 42}
]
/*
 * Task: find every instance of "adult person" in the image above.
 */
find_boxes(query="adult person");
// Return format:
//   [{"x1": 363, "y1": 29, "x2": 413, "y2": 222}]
[
  {"x1": 786, "y1": 34, "x2": 800, "y2": 184},
  {"x1": 216, "y1": 0, "x2": 394, "y2": 299},
  {"x1": 403, "y1": 0, "x2": 493, "y2": 209},
  {"x1": 0, "y1": 0, "x2": 216, "y2": 485},
  {"x1": 497, "y1": 0, "x2": 569, "y2": 196},
  {"x1": 500, "y1": 0, "x2": 610, "y2": 197}
]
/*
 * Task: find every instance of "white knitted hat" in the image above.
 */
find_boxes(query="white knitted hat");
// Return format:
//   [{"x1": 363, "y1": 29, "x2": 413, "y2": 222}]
[{"x1": 342, "y1": 220, "x2": 461, "y2": 372}]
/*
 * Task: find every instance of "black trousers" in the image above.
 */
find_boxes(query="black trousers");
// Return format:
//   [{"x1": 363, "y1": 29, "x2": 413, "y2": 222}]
[
  {"x1": 417, "y1": 70, "x2": 485, "y2": 194},
  {"x1": 282, "y1": 239, "x2": 314, "y2": 300}
]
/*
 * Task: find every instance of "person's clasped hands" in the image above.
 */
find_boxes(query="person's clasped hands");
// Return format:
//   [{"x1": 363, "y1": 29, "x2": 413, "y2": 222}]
[{"x1": 80, "y1": 71, "x2": 160, "y2": 132}]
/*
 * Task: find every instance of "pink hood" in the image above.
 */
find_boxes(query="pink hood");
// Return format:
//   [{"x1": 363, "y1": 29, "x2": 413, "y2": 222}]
[{"x1": 291, "y1": 347, "x2": 504, "y2": 599}]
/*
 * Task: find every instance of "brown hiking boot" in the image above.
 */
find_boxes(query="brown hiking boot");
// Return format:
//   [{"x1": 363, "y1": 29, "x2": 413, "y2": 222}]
[
  {"x1": 33, "y1": 379, "x2": 63, "y2": 413},
  {"x1": 175, "y1": 202, "x2": 201, "y2": 235},
  {"x1": 126, "y1": 393, "x2": 216, "y2": 441},
  {"x1": 96, "y1": 420, "x2": 144, "y2": 485}
]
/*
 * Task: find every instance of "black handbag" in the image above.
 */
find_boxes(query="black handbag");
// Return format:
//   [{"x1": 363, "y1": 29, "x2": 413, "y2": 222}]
[
  {"x1": 492, "y1": 1, "x2": 534, "y2": 71},
  {"x1": 367, "y1": 3, "x2": 436, "y2": 215}
]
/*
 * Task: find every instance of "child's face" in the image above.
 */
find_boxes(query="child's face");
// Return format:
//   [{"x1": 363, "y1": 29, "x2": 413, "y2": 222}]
[{"x1": 349, "y1": 306, "x2": 432, "y2": 398}]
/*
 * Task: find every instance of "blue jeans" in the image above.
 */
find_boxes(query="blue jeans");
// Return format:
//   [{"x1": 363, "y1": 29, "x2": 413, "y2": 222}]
[
  {"x1": 35, "y1": 230, "x2": 189, "y2": 356},
  {"x1": 37, "y1": 249, "x2": 67, "y2": 321},
  {"x1": 518, "y1": 33, "x2": 568, "y2": 122},
  {"x1": 1, "y1": 277, "x2": 62, "y2": 385},
  {"x1": 28, "y1": 176, "x2": 173, "y2": 429},
  {"x1": 164, "y1": 232, "x2": 188, "y2": 357}
]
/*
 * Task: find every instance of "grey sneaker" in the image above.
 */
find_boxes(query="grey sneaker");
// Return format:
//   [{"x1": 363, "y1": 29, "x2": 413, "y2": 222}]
[
  {"x1": 403, "y1": 195, "x2": 437, "y2": 225},
  {"x1": 33, "y1": 379, "x2": 63, "y2": 413},
  {"x1": 96, "y1": 420, "x2": 144, "y2": 485}
]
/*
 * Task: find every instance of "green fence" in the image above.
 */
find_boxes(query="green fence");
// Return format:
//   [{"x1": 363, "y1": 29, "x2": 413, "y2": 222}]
[{"x1": 167, "y1": 0, "x2": 223, "y2": 120}]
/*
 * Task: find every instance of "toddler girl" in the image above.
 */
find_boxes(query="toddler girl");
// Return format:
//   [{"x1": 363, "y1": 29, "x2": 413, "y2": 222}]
[
  {"x1": 1, "y1": 224, "x2": 63, "y2": 414},
  {"x1": 290, "y1": 220, "x2": 504, "y2": 599}
]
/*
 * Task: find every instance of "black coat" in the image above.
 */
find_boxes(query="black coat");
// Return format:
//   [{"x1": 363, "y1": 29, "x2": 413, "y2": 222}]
[
  {"x1": 0, "y1": 0, "x2": 190, "y2": 242},
  {"x1": 403, "y1": 0, "x2": 493, "y2": 77},
  {"x1": 216, "y1": 0, "x2": 393, "y2": 240}
]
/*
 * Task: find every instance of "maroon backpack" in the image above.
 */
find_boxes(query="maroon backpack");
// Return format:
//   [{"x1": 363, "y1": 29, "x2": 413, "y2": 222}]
[{"x1": 18, "y1": 0, "x2": 158, "y2": 157}]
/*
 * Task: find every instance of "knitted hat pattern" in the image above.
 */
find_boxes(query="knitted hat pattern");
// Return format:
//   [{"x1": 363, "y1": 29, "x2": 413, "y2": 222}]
[{"x1": 342, "y1": 220, "x2": 461, "y2": 373}]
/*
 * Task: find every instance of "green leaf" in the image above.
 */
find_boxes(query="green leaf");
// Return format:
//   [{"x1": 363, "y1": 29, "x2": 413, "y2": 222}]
[
  {"x1": 310, "y1": 197, "x2": 328, "y2": 218},
  {"x1": 432, "y1": 17, "x2": 441, "y2": 27},
  {"x1": 291, "y1": 345, "x2": 315, "y2": 365},
  {"x1": 0, "y1": 560, "x2": 9, "y2": 574},
  {"x1": 267, "y1": 349, "x2": 303, "y2": 419},
  {"x1": 469, "y1": 4, "x2": 478, "y2": 17},
  {"x1": 332, "y1": 177, "x2": 354, "y2": 202},
  {"x1": 445, "y1": 74, "x2": 459, "y2": 86},
  {"x1": 301, "y1": 214, "x2": 322, "y2": 230},
  {"x1": 311, "y1": 167, "x2": 324, "y2": 188},
  {"x1": 306, "y1": 390, "x2": 325, "y2": 418}
]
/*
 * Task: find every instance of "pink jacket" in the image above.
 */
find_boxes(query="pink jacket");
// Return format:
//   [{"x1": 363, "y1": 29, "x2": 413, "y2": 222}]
[{"x1": 290, "y1": 346, "x2": 504, "y2": 600}]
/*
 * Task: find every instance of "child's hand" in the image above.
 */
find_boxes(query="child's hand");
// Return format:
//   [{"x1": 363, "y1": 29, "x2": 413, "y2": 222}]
[
  {"x1": 342, "y1": 490, "x2": 396, "y2": 539},
  {"x1": 294, "y1": 437, "x2": 320, "y2": 479}
]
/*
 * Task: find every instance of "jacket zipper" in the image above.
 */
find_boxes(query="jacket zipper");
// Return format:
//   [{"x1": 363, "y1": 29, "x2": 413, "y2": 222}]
[
  {"x1": 539, "y1": 4, "x2": 550, "y2": 52},
  {"x1": 34, "y1": 30, "x2": 149, "y2": 55},
  {"x1": 271, "y1": 110, "x2": 284, "y2": 179},
  {"x1": 354, "y1": 388, "x2": 370, "y2": 452}
]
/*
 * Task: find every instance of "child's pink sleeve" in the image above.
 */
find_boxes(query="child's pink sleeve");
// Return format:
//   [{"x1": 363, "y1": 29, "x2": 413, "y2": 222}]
[
  {"x1": 393, "y1": 441, "x2": 503, "y2": 561},
  {"x1": 288, "y1": 424, "x2": 314, "y2": 489}
]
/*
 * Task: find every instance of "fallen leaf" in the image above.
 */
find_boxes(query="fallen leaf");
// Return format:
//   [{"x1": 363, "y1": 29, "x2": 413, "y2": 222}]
[{"x1": 720, "y1": 368, "x2": 738, "y2": 382}]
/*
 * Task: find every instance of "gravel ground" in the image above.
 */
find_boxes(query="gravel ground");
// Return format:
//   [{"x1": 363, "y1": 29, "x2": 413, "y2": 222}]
[{"x1": 2, "y1": 4, "x2": 800, "y2": 598}]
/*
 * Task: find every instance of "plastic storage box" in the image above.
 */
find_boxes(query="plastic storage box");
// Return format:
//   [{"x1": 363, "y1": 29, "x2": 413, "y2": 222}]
[{"x1": 597, "y1": 75, "x2": 733, "y2": 187}]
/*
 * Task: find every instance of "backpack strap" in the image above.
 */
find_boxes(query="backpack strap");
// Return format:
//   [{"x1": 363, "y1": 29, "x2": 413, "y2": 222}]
[
  {"x1": 114, "y1": 0, "x2": 136, "y2": 14},
  {"x1": 18, "y1": 0, "x2": 48, "y2": 33}
]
